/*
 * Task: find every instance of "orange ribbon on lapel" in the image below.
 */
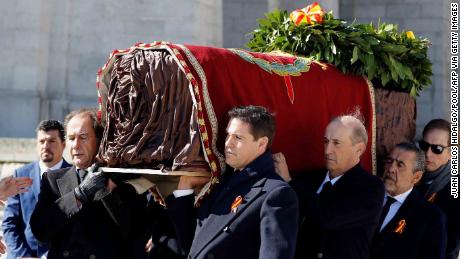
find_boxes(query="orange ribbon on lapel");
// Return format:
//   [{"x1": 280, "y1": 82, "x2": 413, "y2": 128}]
[
  {"x1": 231, "y1": 195, "x2": 243, "y2": 213},
  {"x1": 289, "y1": 2, "x2": 325, "y2": 26},
  {"x1": 427, "y1": 192, "x2": 437, "y2": 203},
  {"x1": 394, "y1": 219, "x2": 406, "y2": 234}
]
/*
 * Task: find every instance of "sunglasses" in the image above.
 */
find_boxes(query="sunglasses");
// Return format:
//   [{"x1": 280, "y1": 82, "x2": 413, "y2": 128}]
[{"x1": 418, "y1": 140, "x2": 449, "y2": 155}]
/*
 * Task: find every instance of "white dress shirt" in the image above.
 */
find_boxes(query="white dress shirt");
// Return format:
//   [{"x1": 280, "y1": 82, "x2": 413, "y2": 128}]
[
  {"x1": 173, "y1": 189, "x2": 194, "y2": 198},
  {"x1": 39, "y1": 159, "x2": 64, "y2": 178}
]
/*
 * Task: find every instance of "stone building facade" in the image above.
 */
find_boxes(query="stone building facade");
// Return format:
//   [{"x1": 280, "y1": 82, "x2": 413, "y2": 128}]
[{"x1": 0, "y1": 0, "x2": 452, "y2": 139}]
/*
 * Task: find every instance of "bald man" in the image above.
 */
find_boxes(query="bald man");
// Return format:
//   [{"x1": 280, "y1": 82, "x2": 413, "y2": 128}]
[{"x1": 274, "y1": 114, "x2": 385, "y2": 259}]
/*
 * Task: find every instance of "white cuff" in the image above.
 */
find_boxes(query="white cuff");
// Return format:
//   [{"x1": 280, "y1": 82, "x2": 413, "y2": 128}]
[{"x1": 173, "y1": 189, "x2": 194, "y2": 198}]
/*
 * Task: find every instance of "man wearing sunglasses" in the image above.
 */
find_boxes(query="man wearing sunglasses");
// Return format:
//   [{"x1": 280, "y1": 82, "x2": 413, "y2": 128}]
[{"x1": 415, "y1": 119, "x2": 460, "y2": 259}]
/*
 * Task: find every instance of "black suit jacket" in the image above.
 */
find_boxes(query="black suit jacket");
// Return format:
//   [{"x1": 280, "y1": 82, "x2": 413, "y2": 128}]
[
  {"x1": 30, "y1": 166, "x2": 151, "y2": 259},
  {"x1": 166, "y1": 152, "x2": 299, "y2": 259},
  {"x1": 416, "y1": 179, "x2": 460, "y2": 259},
  {"x1": 371, "y1": 189, "x2": 447, "y2": 259},
  {"x1": 290, "y1": 164, "x2": 385, "y2": 259}
]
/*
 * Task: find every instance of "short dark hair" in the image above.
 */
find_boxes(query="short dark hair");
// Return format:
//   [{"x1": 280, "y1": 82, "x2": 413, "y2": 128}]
[
  {"x1": 36, "y1": 120, "x2": 65, "y2": 141},
  {"x1": 393, "y1": 142, "x2": 425, "y2": 173},
  {"x1": 228, "y1": 105, "x2": 275, "y2": 149},
  {"x1": 64, "y1": 108, "x2": 103, "y2": 143},
  {"x1": 422, "y1": 119, "x2": 451, "y2": 145}
]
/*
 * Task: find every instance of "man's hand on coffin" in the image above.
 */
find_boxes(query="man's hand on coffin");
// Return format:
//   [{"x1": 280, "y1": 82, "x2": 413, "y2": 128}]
[
  {"x1": 178, "y1": 176, "x2": 210, "y2": 193},
  {"x1": 92, "y1": 178, "x2": 117, "y2": 201},
  {"x1": 273, "y1": 152, "x2": 292, "y2": 182},
  {"x1": 145, "y1": 237, "x2": 154, "y2": 253},
  {"x1": 74, "y1": 172, "x2": 108, "y2": 203}
]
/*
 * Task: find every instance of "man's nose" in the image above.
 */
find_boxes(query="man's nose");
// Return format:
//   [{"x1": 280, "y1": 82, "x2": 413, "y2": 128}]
[
  {"x1": 388, "y1": 162, "x2": 398, "y2": 174},
  {"x1": 225, "y1": 138, "x2": 233, "y2": 147},
  {"x1": 225, "y1": 137, "x2": 234, "y2": 148},
  {"x1": 71, "y1": 138, "x2": 81, "y2": 149},
  {"x1": 425, "y1": 148, "x2": 434, "y2": 158},
  {"x1": 324, "y1": 142, "x2": 333, "y2": 154}
]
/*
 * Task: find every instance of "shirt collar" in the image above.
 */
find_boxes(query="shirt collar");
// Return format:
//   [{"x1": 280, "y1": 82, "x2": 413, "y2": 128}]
[
  {"x1": 39, "y1": 159, "x2": 64, "y2": 173},
  {"x1": 324, "y1": 171, "x2": 343, "y2": 186},
  {"x1": 386, "y1": 187, "x2": 413, "y2": 204}
]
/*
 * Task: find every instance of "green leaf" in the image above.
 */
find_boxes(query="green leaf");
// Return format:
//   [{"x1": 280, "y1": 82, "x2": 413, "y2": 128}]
[
  {"x1": 351, "y1": 46, "x2": 359, "y2": 64},
  {"x1": 258, "y1": 18, "x2": 271, "y2": 27},
  {"x1": 331, "y1": 40, "x2": 337, "y2": 55},
  {"x1": 409, "y1": 86, "x2": 417, "y2": 97},
  {"x1": 381, "y1": 72, "x2": 390, "y2": 86},
  {"x1": 246, "y1": 7, "x2": 432, "y2": 97}
]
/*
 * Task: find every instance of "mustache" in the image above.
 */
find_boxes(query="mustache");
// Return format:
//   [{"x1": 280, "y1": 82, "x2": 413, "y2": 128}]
[
  {"x1": 41, "y1": 149, "x2": 54, "y2": 154},
  {"x1": 383, "y1": 175, "x2": 396, "y2": 182},
  {"x1": 324, "y1": 155, "x2": 336, "y2": 161}
]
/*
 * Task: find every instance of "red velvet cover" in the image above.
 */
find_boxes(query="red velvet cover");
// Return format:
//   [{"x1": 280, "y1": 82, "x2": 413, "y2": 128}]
[{"x1": 97, "y1": 42, "x2": 375, "y2": 181}]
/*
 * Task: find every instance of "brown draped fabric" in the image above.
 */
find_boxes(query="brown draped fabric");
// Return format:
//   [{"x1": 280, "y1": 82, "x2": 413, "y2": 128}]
[
  {"x1": 375, "y1": 87, "x2": 416, "y2": 176},
  {"x1": 97, "y1": 49, "x2": 209, "y2": 172}
]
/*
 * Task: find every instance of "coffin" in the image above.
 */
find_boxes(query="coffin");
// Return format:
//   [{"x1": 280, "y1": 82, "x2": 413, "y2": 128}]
[{"x1": 95, "y1": 41, "x2": 415, "y2": 199}]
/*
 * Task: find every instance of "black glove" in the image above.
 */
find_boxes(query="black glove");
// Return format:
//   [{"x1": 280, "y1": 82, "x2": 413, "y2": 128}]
[{"x1": 74, "y1": 172, "x2": 107, "y2": 203}]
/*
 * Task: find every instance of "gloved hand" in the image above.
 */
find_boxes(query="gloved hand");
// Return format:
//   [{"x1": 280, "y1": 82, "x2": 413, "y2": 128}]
[{"x1": 74, "y1": 172, "x2": 107, "y2": 203}]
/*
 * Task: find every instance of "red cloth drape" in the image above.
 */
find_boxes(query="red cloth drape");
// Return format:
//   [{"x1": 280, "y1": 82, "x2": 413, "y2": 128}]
[{"x1": 97, "y1": 42, "x2": 375, "y2": 179}]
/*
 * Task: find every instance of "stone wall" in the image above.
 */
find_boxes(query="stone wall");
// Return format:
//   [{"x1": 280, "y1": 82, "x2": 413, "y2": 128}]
[
  {"x1": 0, "y1": 0, "x2": 225, "y2": 138},
  {"x1": 0, "y1": 138, "x2": 35, "y2": 178},
  {"x1": 0, "y1": 0, "x2": 452, "y2": 139}
]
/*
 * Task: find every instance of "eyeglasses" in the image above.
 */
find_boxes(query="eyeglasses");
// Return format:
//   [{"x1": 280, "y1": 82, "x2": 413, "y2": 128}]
[{"x1": 418, "y1": 140, "x2": 449, "y2": 155}]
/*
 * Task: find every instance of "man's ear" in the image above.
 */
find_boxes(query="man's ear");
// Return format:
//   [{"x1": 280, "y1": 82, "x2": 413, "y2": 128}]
[
  {"x1": 355, "y1": 142, "x2": 366, "y2": 157},
  {"x1": 412, "y1": 171, "x2": 423, "y2": 185},
  {"x1": 258, "y1": 136, "x2": 269, "y2": 152}
]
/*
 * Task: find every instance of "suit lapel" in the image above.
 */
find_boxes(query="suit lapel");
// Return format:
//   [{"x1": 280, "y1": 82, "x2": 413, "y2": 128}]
[
  {"x1": 56, "y1": 167, "x2": 79, "y2": 196},
  {"x1": 61, "y1": 159, "x2": 71, "y2": 169},
  {"x1": 32, "y1": 162, "x2": 41, "y2": 201},
  {"x1": 379, "y1": 190, "x2": 417, "y2": 236},
  {"x1": 190, "y1": 178, "x2": 266, "y2": 257},
  {"x1": 37, "y1": 159, "x2": 72, "y2": 200}
]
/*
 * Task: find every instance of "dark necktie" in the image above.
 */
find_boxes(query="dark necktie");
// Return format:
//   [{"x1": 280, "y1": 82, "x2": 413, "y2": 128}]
[
  {"x1": 77, "y1": 169, "x2": 88, "y2": 183},
  {"x1": 319, "y1": 181, "x2": 333, "y2": 197},
  {"x1": 378, "y1": 196, "x2": 397, "y2": 228}
]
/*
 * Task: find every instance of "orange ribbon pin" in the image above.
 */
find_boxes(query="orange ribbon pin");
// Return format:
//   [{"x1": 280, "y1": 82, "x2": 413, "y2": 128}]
[
  {"x1": 231, "y1": 195, "x2": 243, "y2": 213},
  {"x1": 427, "y1": 192, "x2": 438, "y2": 203},
  {"x1": 394, "y1": 219, "x2": 406, "y2": 234}
]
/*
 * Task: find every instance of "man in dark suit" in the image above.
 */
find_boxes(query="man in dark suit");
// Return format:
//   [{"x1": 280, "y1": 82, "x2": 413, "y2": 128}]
[
  {"x1": 166, "y1": 105, "x2": 299, "y2": 259},
  {"x1": 415, "y1": 119, "x2": 460, "y2": 259},
  {"x1": 274, "y1": 114, "x2": 385, "y2": 259},
  {"x1": 371, "y1": 142, "x2": 447, "y2": 259},
  {"x1": 2, "y1": 120, "x2": 70, "y2": 259},
  {"x1": 30, "y1": 108, "x2": 150, "y2": 259}
]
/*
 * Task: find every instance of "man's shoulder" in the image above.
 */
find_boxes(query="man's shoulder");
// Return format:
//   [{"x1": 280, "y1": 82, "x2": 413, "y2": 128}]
[
  {"x1": 346, "y1": 165, "x2": 383, "y2": 186},
  {"x1": 263, "y1": 170, "x2": 297, "y2": 196},
  {"x1": 264, "y1": 171, "x2": 291, "y2": 188},
  {"x1": 432, "y1": 179, "x2": 460, "y2": 209},
  {"x1": 15, "y1": 161, "x2": 39, "y2": 175},
  {"x1": 44, "y1": 166, "x2": 75, "y2": 180},
  {"x1": 407, "y1": 190, "x2": 445, "y2": 218},
  {"x1": 62, "y1": 159, "x2": 72, "y2": 168}
]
